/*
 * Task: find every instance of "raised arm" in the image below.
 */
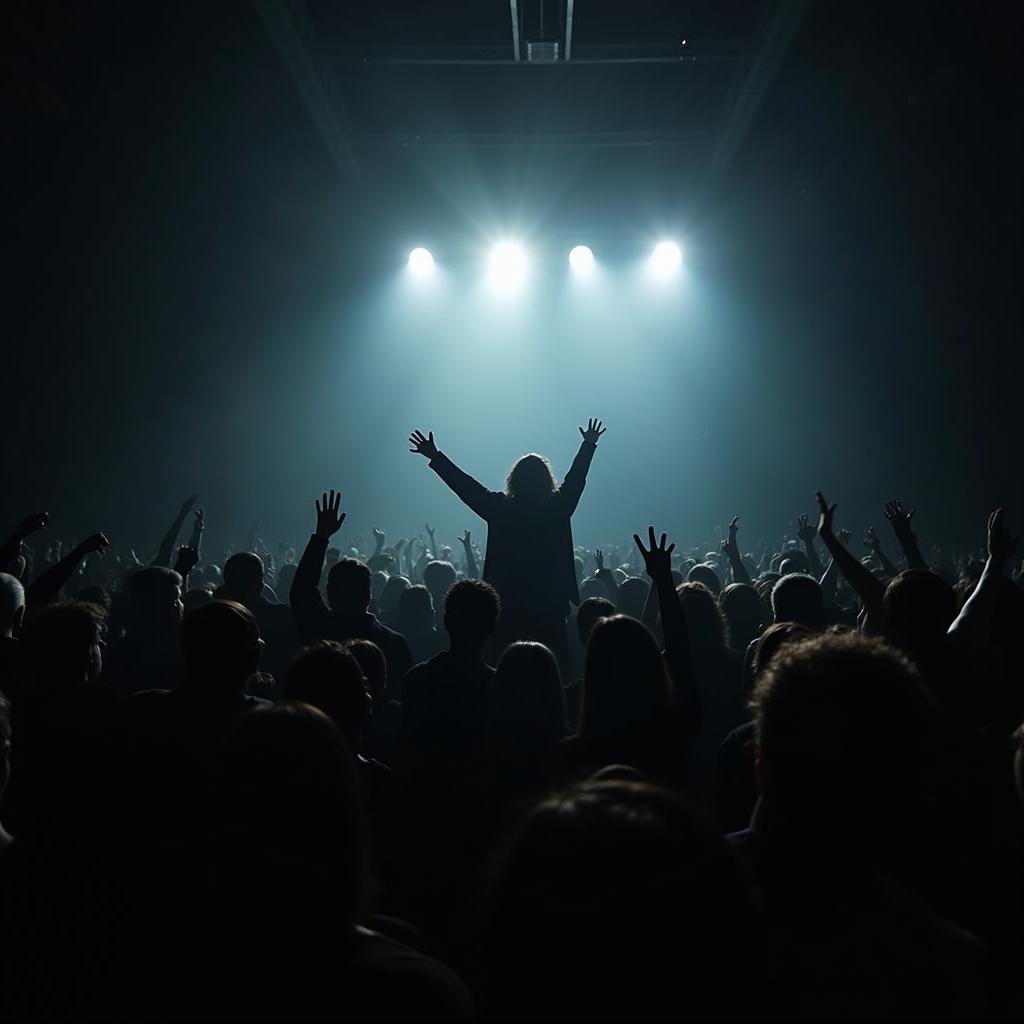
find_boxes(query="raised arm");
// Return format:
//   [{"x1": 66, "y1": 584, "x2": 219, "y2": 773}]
[
  {"x1": 0, "y1": 512, "x2": 50, "y2": 573},
  {"x1": 27, "y1": 532, "x2": 110, "y2": 608},
  {"x1": 948, "y1": 508, "x2": 1019, "y2": 650},
  {"x1": 815, "y1": 491, "x2": 886, "y2": 629},
  {"x1": 409, "y1": 429, "x2": 500, "y2": 522},
  {"x1": 559, "y1": 419, "x2": 605, "y2": 516},
  {"x1": 635, "y1": 527, "x2": 697, "y2": 723},
  {"x1": 720, "y1": 516, "x2": 752, "y2": 585},
  {"x1": 864, "y1": 526, "x2": 899, "y2": 578},
  {"x1": 291, "y1": 489, "x2": 345, "y2": 644},
  {"x1": 188, "y1": 509, "x2": 205, "y2": 563},
  {"x1": 460, "y1": 530, "x2": 479, "y2": 579},
  {"x1": 884, "y1": 499, "x2": 928, "y2": 570},
  {"x1": 153, "y1": 494, "x2": 196, "y2": 568},
  {"x1": 795, "y1": 514, "x2": 824, "y2": 580}
]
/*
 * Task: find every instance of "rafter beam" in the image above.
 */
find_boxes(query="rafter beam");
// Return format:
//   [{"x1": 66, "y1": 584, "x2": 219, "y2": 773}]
[
  {"x1": 707, "y1": 0, "x2": 810, "y2": 181},
  {"x1": 510, "y1": 0, "x2": 521, "y2": 61},
  {"x1": 254, "y1": 0, "x2": 359, "y2": 179},
  {"x1": 565, "y1": 0, "x2": 575, "y2": 61}
]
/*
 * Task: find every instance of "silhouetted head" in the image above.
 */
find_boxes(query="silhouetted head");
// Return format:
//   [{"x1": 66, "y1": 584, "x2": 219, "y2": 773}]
[
  {"x1": 444, "y1": 579, "x2": 500, "y2": 647},
  {"x1": 222, "y1": 552, "x2": 264, "y2": 601},
  {"x1": 22, "y1": 601, "x2": 106, "y2": 688},
  {"x1": 616, "y1": 577, "x2": 649, "y2": 619},
  {"x1": 687, "y1": 563, "x2": 721, "y2": 597},
  {"x1": 752, "y1": 621, "x2": 814, "y2": 680},
  {"x1": 483, "y1": 780, "x2": 756, "y2": 1019},
  {"x1": 490, "y1": 642, "x2": 566, "y2": 755},
  {"x1": 505, "y1": 453, "x2": 557, "y2": 503},
  {"x1": 369, "y1": 569, "x2": 388, "y2": 602},
  {"x1": 677, "y1": 581, "x2": 729, "y2": 657},
  {"x1": 326, "y1": 558, "x2": 371, "y2": 616},
  {"x1": 883, "y1": 569, "x2": 957, "y2": 661},
  {"x1": 778, "y1": 550, "x2": 809, "y2": 577},
  {"x1": 218, "y1": 702, "x2": 367, "y2": 924},
  {"x1": 770, "y1": 573, "x2": 826, "y2": 630},
  {"x1": 398, "y1": 583, "x2": 434, "y2": 633},
  {"x1": 576, "y1": 596, "x2": 615, "y2": 646},
  {"x1": 422, "y1": 560, "x2": 457, "y2": 606},
  {"x1": 184, "y1": 586, "x2": 214, "y2": 613},
  {"x1": 376, "y1": 574, "x2": 410, "y2": 620},
  {"x1": 0, "y1": 573, "x2": 26, "y2": 638},
  {"x1": 129, "y1": 566, "x2": 184, "y2": 627},
  {"x1": 719, "y1": 582, "x2": 766, "y2": 652},
  {"x1": 750, "y1": 632, "x2": 937, "y2": 841},
  {"x1": 579, "y1": 576, "x2": 612, "y2": 603},
  {"x1": 180, "y1": 599, "x2": 262, "y2": 694},
  {"x1": 340, "y1": 639, "x2": 387, "y2": 702},
  {"x1": 755, "y1": 573, "x2": 780, "y2": 602},
  {"x1": 285, "y1": 641, "x2": 371, "y2": 750},
  {"x1": 581, "y1": 615, "x2": 671, "y2": 740}
]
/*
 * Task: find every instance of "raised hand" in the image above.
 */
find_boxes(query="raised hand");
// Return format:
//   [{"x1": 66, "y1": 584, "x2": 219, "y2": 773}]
[
  {"x1": 795, "y1": 514, "x2": 816, "y2": 544},
  {"x1": 884, "y1": 499, "x2": 916, "y2": 539},
  {"x1": 864, "y1": 526, "x2": 881, "y2": 551},
  {"x1": 579, "y1": 418, "x2": 606, "y2": 445},
  {"x1": 174, "y1": 544, "x2": 200, "y2": 576},
  {"x1": 721, "y1": 515, "x2": 740, "y2": 556},
  {"x1": 987, "y1": 508, "x2": 1020, "y2": 567},
  {"x1": 373, "y1": 527, "x2": 386, "y2": 545},
  {"x1": 314, "y1": 490, "x2": 346, "y2": 541},
  {"x1": 460, "y1": 530, "x2": 472, "y2": 547},
  {"x1": 633, "y1": 526, "x2": 675, "y2": 578},
  {"x1": 17, "y1": 512, "x2": 50, "y2": 538},
  {"x1": 595, "y1": 548, "x2": 605, "y2": 571},
  {"x1": 194, "y1": 508, "x2": 204, "y2": 526},
  {"x1": 408, "y1": 429, "x2": 438, "y2": 460},
  {"x1": 815, "y1": 491, "x2": 837, "y2": 541},
  {"x1": 75, "y1": 532, "x2": 111, "y2": 557},
  {"x1": 838, "y1": 528, "x2": 853, "y2": 546}
]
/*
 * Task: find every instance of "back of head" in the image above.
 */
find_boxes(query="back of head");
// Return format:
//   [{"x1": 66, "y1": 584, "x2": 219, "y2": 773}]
[
  {"x1": 340, "y1": 639, "x2": 387, "y2": 699},
  {"x1": 678, "y1": 581, "x2": 729, "y2": 656},
  {"x1": 883, "y1": 569, "x2": 956, "y2": 659},
  {"x1": 0, "y1": 572, "x2": 26, "y2": 637},
  {"x1": 219, "y1": 702, "x2": 367, "y2": 922},
  {"x1": 750, "y1": 632, "x2": 937, "y2": 838},
  {"x1": 505, "y1": 453, "x2": 557, "y2": 503},
  {"x1": 129, "y1": 566, "x2": 184, "y2": 626},
  {"x1": 180, "y1": 599, "x2": 261, "y2": 693},
  {"x1": 376, "y1": 574, "x2": 410, "y2": 618},
  {"x1": 778, "y1": 551, "x2": 809, "y2": 577},
  {"x1": 222, "y1": 552, "x2": 264, "y2": 600},
  {"x1": 443, "y1": 579, "x2": 501, "y2": 645},
  {"x1": 285, "y1": 641, "x2": 370, "y2": 748},
  {"x1": 616, "y1": 576, "x2": 649, "y2": 619},
  {"x1": 581, "y1": 615, "x2": 670, "y2": 739},
  {"x1": 577, "y1": 596, "x2": 615, "y2": 644},
  {"x1": 326, "y1": 558, "x2": 371, "y2": 616},
  {"x1": 491, "y1": 642, "x2": 566, "y2": 753},
  {"x1": 771, "y1": 572, "x2": 826, "y2": 630},
  {"x1": 720, "y1": 582, "x2": 766, "y2": 648},
  {"x1": 752, "y1": 621, "x2": 814, "y2": 679},
  {"x1": 483, "y1": 780, "x2": 755, "y2": 1018},
  {"x1": 398, "y1": 583, "x2": 434, "y2": 632},
  {"x1": 422, "y1": 560, "x2": 456, "y2": 602},
  {"x1": 687, "y1": 562, "x2": 722, "y2": 597},
  {"x1": 21, "y1": 601, "x2": 106, "y2": 688}
]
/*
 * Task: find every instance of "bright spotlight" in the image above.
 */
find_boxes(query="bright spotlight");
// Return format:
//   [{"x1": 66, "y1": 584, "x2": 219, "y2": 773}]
[
  {"x1": 407, "y1": 247, "x2": 434, "y2": 277},
  {"x1": 569, "y1": 244, "x2": 595, "y2": 276},
  {"x1": 649, "y1": 241, "x2": 682, "y2": 278},
  {"x1": 488, "y1": 242, "x2": 527, "y2": 289}
]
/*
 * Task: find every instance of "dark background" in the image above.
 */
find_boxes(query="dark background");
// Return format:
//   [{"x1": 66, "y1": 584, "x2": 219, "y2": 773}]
[{"x1": 4, "y1": 1, "x2": 1021, "y2": 557}]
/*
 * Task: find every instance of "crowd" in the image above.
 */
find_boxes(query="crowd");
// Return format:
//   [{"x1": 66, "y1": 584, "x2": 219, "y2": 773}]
[{"x1": 0, "y1": 419, "x2": 1022, "y2": 1019}]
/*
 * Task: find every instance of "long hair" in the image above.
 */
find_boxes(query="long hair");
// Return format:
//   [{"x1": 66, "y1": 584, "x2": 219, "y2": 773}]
[{"x1": 505, "y1": 453, "x2": 557, "y2": 501}]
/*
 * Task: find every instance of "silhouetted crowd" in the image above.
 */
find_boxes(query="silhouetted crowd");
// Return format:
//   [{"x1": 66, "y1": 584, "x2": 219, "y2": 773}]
[{"x1": 1, "y1": 421, "x2": 1022, "y2": 1019}]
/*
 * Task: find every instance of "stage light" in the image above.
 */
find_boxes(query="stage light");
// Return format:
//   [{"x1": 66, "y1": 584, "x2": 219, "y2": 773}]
[
  {"x1": 649, "y1": 241, "x2": 682, "y2": 278},
  {"x1": 407, "y1": 247, "x2": 434, "y2": 277},
  {"x1": 569, "y1": 244, "x2": 595, "y2": 276},
  {"x1": 488, "y1": 242, "x2": 527, "y2": 289}
]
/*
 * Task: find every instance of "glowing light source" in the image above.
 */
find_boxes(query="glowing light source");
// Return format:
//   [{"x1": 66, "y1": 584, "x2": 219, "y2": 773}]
[
  {"x1": 407, "y1": 247, "x2": 434, "y2": 277},
  {"x1": 568, "y1": 244, "x2": 595, "y2": 276},
  {"x1": 649, "y1": 241, "x2": 682, "y2": 278},
  {"x1": 488, "y1": 242, "x2": 527, "y2": 290}
]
